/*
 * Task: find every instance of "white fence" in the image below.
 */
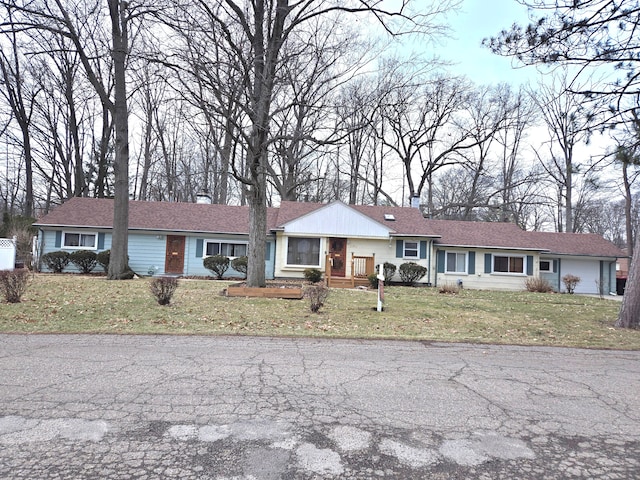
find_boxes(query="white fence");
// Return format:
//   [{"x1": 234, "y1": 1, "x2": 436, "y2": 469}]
[{"x1": 0, "y1": 237, "x2": 16, "y2": 271}]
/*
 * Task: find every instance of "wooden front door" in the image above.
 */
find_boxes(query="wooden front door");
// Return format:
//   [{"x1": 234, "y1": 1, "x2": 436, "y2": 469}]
[
  {"x1": 165, "y1": 235, "x2": 185, "y2": 274},
  {"x1": 329, "y1": 237, "x2": 347, "y2": 277}
]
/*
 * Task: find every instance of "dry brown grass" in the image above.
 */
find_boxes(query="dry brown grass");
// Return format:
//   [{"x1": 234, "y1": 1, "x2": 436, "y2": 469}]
[{"x1": 0, "y1": 274, "x2": 637, "y2": 350}]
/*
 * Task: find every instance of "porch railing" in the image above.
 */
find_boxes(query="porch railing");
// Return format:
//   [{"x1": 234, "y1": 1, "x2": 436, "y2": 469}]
[{"x1": 325, "y1": 253, "x2": 375, "y2": 288}]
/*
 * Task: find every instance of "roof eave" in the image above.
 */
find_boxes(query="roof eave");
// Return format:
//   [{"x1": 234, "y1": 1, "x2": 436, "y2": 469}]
[{"x1": 434, "y1": 243, "x2": 548, "y2": 252}]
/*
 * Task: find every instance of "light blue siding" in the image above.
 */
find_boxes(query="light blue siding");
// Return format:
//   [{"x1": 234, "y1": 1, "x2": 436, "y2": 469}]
[
  {"x1": 602, "y1": 261, "x2": 616, "y2": 294},
  {"x1": 186, "y1": 235, "x2": 275, "y2": 279},
  {"x1": 128, "y1": 234, "x2": 166, "y2": 275},
  {"x1": 39, "y1": 228, "x2": 274, "y2": 279},
  {"x1": 38, "y1": 229, "x2": 111, "y2": 273}
]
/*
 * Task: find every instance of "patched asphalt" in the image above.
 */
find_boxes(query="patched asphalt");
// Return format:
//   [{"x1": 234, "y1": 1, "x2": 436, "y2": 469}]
[{"x1": 0, "y1": 334, "x2": 638, "y2": 478}]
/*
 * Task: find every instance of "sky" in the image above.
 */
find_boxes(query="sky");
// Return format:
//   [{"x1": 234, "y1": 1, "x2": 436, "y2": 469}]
[{"x1": 439, "y1": 0, "x2": 540, "y2": 86}]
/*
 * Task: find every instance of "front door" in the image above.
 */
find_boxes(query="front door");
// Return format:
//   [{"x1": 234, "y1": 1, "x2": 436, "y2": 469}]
[
  {"x1": 329, "y1": 237, "x2": 347, "y2": 277},
  {"x1": 165, "y1": 235, "x2": 185, "y2": 274}
]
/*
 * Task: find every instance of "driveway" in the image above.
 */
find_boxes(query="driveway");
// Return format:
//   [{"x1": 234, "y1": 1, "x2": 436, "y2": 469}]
[{"x1": 0, "y1": 335, "x2": 638, "y2": 479}]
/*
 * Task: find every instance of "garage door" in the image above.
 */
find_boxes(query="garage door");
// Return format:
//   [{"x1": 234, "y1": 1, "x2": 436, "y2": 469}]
[{"x1": 560, "y1": 259, "x2": 599, "y2": 294}]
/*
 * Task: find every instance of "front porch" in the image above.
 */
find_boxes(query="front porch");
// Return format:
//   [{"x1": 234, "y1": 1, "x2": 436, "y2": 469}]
[{"x1": 325, "y1": 253, "x2": 375, "y2": 289}]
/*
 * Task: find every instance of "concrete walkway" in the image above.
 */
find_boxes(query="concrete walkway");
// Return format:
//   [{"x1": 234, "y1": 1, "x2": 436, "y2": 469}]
[{"x1": 0, "y1": 335, "x2": 638, "y2": 479}]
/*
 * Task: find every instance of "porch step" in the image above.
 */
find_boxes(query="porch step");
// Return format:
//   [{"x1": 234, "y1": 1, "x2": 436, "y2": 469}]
[{"x1": 327, "y1": 277, "x2": 371, "y2": 289}]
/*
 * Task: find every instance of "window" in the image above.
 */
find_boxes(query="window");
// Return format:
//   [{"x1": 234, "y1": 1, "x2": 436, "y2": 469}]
[
  {"x1": 493, "y1": 255, "x2": 524, "y2": 274},
  {"x1": 287, "y1": 237, "x2": 320, "y2": 266},
  {"x1": 63, "y1": 232, "x2": 97, "y2": 249},
  {"x1": 446, "y1": 252, "x2": 467, "y2": 273},
  {"x1": 403, "y1": 241, "x2": 419, "y2": 258},
  {"x1": 205, "y1": 241, "x2": 247, "y2": 258},
  {"x1": 539, "y1": 260, "x2": 552, "y2": 273}
]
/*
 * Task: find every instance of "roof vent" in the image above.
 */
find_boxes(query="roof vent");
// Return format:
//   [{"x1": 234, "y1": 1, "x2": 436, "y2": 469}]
[{"x1": 384, "y1": 213, "x2": 395, "y2": 221}]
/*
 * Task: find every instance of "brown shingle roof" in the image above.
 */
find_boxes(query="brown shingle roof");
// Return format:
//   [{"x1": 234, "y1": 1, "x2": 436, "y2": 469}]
[
  {"x1": 36, "y1": 198, "x2": 625, "y2": 258},
  {"x1": 35, "y1": 197, "x2": 280, "y2": 235},
  {"x1": 522, "y1": 231, "x2": 625, "y2": 258},
  {"x1": 427, "y1": 217, "x2": 625, "y2": 258},
  {"x1": 426, "y1": 218, "x2": 527, "y2": 249}
]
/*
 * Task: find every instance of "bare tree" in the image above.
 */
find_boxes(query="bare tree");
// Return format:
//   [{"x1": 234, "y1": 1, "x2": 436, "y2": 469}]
[
  {"x1": 485, "y1": 0, "x2": 640, "y2": 327},
  {"x1": 169, "y1": 0, "x2": 456, "y2": 287},
  {"x1": 380, "y1": 74, "x2": 479, "y2": 212},
  {"x1": 0, "y1": 6, "x2": 36, "y2": 217},
  {"x1": 0, "y1": 0, "x2": 158, "y2": 278},
  {"x1": 530, "y1": 73, "x2": 601, "y2": 232}
]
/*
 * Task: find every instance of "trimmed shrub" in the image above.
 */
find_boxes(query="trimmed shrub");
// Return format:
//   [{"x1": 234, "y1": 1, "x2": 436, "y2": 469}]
[
  {"x1": 231, "y1": 256, "x2": 248, "y2": 278},
  {"x1": 525, "y1": 277, "x2": 554, "y2": 293},
  {"x1": 303, "y1": 268, "x2": 323, "y2": 284},
  {"x1": 41, "y1": 251, "x2": 70, "y2": 273},
  {"x1": 96, "y1": 250, "x2": 110, "y2": 273},
  {"x1": 398, "y1": 262, "x2": 427, "y2": 286},
  {"x1": 383, "y1": 262, "x2": 397, "y2": 281},
  {"x1": 438, "y1": 283, "x2": 460, "y2": 294},
  {"x1": 150, "y1": 276, "x2": 178, "y2": 305},
  {"x1": 562, "y1": 274, "x2": 581, "y2": 294},
  {"x1": 367, "y1": 272, "x2": 378, "y2": 288},
  {"x1": 203, "y1": 254, "x2": 230, "y2": 279},
  {"x1": 69, "y1": 250, "x2": 98, "y2": 274},
  {"x1": 0, "y1": 269, "x2": 30, "y2": 303},
  {"x1": 303, "y1": 282, "x2": 330, "y2": 313}
]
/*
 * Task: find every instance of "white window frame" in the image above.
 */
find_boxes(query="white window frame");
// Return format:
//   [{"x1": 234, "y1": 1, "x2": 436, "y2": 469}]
[
  {"x1": 286, "y1": 236, "x2": 321, "y2": 267},
  {"x1": 446, "y1": 251, "x2": 467, "y2": 274},
  {"x1": 539, "y1": 259, "x2": 553, "y2": 273},
  {"x1": 62, "y1": 231, "x2": 97, "y2": 250},
  {"x1": 493, "y1": 254, "x2": 525, "y2": 275},
  {"x1": 204, "y1": 240, "x2": 247, "y2": 258},
  {"x1": 403, "y1": 241, "x2": 419, "y2": 259}
]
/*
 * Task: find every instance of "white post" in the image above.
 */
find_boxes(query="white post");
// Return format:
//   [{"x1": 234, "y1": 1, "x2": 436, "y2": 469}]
[{"x1": 377, "y1": 263, "x2": 385, "y2": 312}]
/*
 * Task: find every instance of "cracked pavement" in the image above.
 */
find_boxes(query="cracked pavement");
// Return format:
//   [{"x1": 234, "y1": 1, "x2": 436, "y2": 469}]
[{"x1": 0, "y1": 334, "x2": 638, "y2": 479}]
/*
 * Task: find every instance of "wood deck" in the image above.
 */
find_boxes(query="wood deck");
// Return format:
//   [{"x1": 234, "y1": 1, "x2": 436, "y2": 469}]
[{"x1": 324, "y1": 253, "x2": 375, "y2": 289}]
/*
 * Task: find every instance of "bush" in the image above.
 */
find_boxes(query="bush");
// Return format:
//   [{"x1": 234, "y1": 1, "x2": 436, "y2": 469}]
[
  {"x1": 10, "y1": 225, "x2": 34, "y2": 270},
  {"x1": 398, "y1": 262, "x2": 427, "y2": 286},
  {"x1": 303, "y1": 283, "x2": 330, "y2": 313},
  {"x1": 150, "y1": 276, "x2": 178, "y2": 305},
  {"x1": 438, "y1": 283, "x2": 460, "y2": 294},
  {"x1": 69, "y1": 250, "x2": 98, "y2": 274},
  {"x1": 0, "y1": 269, "x2": 30, "y2": 303},
  {"x1": 231, "y1": 256, "x2": 248, "y2": 278},
  {"x1": 96, "y1": 250, "x2": 110, "y2": 273},
  {"x1": 203, "y1": 255, "x2": 230, "y2": 279},
  {"x1": 41, "y1": 251, "x2": 70, "y2": 273},
  {"x1": 367, "y1": 272, "x2": 379, "y2": 288},
  {"x1": 303, "y1": 268, "x2": 323, "y2": 283},
  {"x1": 383, "y1": 262, "x2": 397, "y2": 281},
  {"x1": 562, "y1": 274, "x2": 581, "y2": 294},
  {"x1": 525, "y1": 277, "x2": 554, "y2": 293}
]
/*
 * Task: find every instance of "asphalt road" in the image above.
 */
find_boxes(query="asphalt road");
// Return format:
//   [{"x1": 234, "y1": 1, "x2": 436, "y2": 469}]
[{"x1": 0, "y1": 334, "x2": 638, "y2": 479}]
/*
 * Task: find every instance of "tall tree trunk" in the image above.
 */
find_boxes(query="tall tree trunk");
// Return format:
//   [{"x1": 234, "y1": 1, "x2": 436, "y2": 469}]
[
  {"x1": 565, "y1": 155, "x2": 573, "y2": 233},
  {"x1": 107, "y1": 0, "x2": 131, "y2": 279},
  {"x1": 95, "y1": 106, "x2": 112, "y2": 198},
  {"x1": 247, "y1": 179, "x2": 267, "y2": 287},
  {"x1": 616, "y1": 230, "x2": 640, "y2": 328},
  {"x1": 623, "y1": 161, "x2": 634, "y2": 257}
]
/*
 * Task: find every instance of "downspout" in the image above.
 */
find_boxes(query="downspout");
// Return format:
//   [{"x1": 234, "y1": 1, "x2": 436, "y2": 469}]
[
  {"x1": 434, "y1": 247, "x2": 439, "y2": 288},
  {"x1": 556, "y1": 258, "x2": 562, "y2": 292},
  {"x1": 427, "y1": 239, "x2": 432, "y2": 286},
  {"x1": 599, "y1": 261, "x2": 604, "y2": 295},
  {"x1": 268, "y1": 237, "x2": 276, "y2": 280},
  {"x1": 36, "y1": 228, "x2": 45, "y2": 272}
]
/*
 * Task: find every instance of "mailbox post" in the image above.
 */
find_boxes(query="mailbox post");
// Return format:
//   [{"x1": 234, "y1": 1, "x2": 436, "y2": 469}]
[{"x1": 377, "y1": 263, "x2": 385, "y2": 312}]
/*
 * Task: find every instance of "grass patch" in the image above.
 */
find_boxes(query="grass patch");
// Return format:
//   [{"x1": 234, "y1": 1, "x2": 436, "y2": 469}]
[{"x1": 1, "y1": 274, "x2": 637, "y2": 350}]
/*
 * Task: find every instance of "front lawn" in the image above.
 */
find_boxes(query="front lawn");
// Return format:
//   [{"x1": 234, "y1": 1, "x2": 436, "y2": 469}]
[{"x1": 1, "y1": 274, "x2": 637, "y2": 350}]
